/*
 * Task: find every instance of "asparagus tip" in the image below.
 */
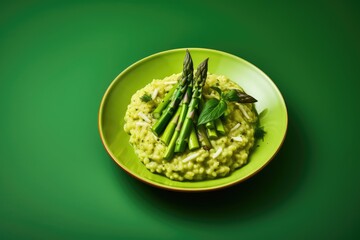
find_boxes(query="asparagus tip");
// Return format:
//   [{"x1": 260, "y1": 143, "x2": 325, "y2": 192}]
[
  {"x1": 196, "y1": 58, "x2": 209, "y2": 79},
  {"x1": 201, "y1": 57, "x2": 209, "y2": 65}
]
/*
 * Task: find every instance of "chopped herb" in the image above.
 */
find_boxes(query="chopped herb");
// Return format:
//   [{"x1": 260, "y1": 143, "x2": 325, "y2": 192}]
[{"x1": 140, "y1": 92, "x2": 152, "y2": 102}]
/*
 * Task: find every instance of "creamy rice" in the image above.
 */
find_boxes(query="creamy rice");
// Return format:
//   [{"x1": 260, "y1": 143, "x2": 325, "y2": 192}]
[{"x1": 124, "y1": 73, "x2": 258, "y2": 181}]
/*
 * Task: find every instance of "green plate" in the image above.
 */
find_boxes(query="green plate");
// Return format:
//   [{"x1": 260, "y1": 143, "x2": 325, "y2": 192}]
[{"x1": 98, "y1": 48, "x2": 288, "y2": 191}]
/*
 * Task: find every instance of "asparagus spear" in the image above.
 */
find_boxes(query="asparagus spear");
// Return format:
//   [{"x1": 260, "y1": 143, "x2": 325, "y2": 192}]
[
  {"x1": 151, "y1": 50, "x2": 194, "y2": 136},
  {"x1": 152, "y1": 83, "x2": 178, "y2": 119},
  {"x1": 160, "y1": 104, "x2": 183, "y2": 145},
  {"x1": 207, "y1": 126, "x2": 218, "y2": 139},
  {"x1": 197, "y1": 124, "x2": 212, "y2": 150},
  {"x1": 164, "y1": 134, "x2": 178, "y2": 160},
  {"x1": 192, "y1": 110, "x2": 211, "y2": 150},
  {"x1": 205, "y1": 120, "x2": 217, "y2": 139},
  {"x1": 205, "y1": 121, "x2": 215, "y2": 129},
  {"x1": 163, "y1": 79, "x2": 193, "y2": 159},
  {"x1": 163, "y1": 103, "x2": 187, "y2": 160},
  {"x1": 175, "y1": 58, "x2": 209, "y2": 153},
  {"x1": 188, "y1": 123, "x2": 200, "y2": 150},
  {"x1": 215, "y1": 118, "x2": 225, "y2": 135}
]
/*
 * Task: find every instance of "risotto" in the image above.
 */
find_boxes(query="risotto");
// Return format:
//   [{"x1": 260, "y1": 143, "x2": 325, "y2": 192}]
[{"x1": 124, "y1": 73, "x2": 258, "y2": 181}]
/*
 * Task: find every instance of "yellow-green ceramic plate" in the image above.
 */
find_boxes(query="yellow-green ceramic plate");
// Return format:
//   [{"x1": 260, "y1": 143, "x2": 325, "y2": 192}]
[{"x1": 98, "y1": 48, "x2": 287, "y2": 191}]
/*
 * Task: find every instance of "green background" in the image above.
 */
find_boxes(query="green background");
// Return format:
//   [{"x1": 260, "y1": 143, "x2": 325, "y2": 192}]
[{"x1": 1, "y1": 0, "x2": 359, "y2": 239}]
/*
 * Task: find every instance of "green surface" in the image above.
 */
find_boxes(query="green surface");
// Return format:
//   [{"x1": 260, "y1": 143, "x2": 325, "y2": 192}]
[
  {"x1": 1, "y1": 0, "x2": 359, "y2": 239},
  {"x1": 99, "y1": 48, "x2": 287, "y2": 191}
]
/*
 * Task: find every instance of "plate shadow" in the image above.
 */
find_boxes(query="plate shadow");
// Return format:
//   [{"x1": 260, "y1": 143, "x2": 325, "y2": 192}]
[{"x1": 116, "y1": 102, "x2": 311, "y2": 224}]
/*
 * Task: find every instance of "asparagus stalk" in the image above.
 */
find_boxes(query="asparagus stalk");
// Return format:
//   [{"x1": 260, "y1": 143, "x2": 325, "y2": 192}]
[
  {"x1": 205, "y1": 120, "x2": 217, "y2": 139},
  {"x1": 207, "y1": 127, "x2": 218, "y2": 139},
  {"x1": 205, "y1": 121, "x2": 215, "y2": 129},
  {"x1": 175, "y1": 58, "x2": 209, "y2": 153},
  {"x1": 215, "y1": 118, "x2": 225, "y2": 135},
  {"x1": 193, "y1": 110, "x2": 211, "y2": 150},
  {"x1": 163, "y1": 76, "x2": 193, "y2": 158},
  {"x1": 188, "y1": 123, "x2": 200, "y2": 150},
  {"x1": 160, "y1": 104, "x2": 183, "y2": 145},
  {"x1": 164, "y1": 128, "x2": 180, "y2": 160},
  {"x1": 196, "y1": 124, "x2": 212, "y2": 150},
  {"x1": 151, "y1": 50, "x2": 194, "y2": 136},
  {"x1": 152, "y1": 83, "x2": 178, "y2": 119}
]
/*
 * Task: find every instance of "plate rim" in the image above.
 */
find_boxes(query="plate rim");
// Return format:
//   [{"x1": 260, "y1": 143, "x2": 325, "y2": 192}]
[{"x1": 98, "y1": 47, "x2": 288, "y2": 192}]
